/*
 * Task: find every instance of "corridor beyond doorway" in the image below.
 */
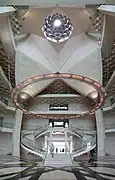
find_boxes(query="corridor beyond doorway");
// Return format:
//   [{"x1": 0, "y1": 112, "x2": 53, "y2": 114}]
[{"x1": 52, "y1": 141, "x2": 65, "y2": 153}]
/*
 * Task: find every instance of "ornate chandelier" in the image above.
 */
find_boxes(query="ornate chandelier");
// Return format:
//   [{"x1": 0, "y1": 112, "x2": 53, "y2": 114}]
[{"x1": 42, "y1": 13, "x2": 73, "y2": 43}]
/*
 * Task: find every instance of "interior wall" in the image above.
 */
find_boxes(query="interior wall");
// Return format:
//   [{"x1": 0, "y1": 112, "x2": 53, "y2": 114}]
[
  {"x1": 0, "y1": 132, "x2": 12, "y2": 155},
  {"x1": 1, "y1": 111, "x2": 15, "y2": 130},
  {"x1": 29, "y1": 101, "x2": 90, "y2": 114},
  {"x1": 68, "y1": 103, "x2": 89, "y2": 112},
  {"x1": 29, "y1": 103, "x2": 49, "y2": 112},
  {"x1": 104, "y1": 112, "x2": 115, "y2": 129},
  {"x1": 105, "y1": 132, "x2": 115, "y2": 155},
  {"x1": 69, "y1": 116, "x2": 96, "y2": 131},
  {"x1": 22, "y1": 103, "x2": 49, "y2": 129},
  {"x1": 3, "y1": 111, "x2": 15, "y2": 125},
  {"x1": 22, "y1": 101, "x2": 96, "y2": 130},
  {"x1": 22, "y1": 116, "x2": 48, "y2": 130},
  {"x1": 103, "y1": 112, "x2": 115, "y2": 155}
]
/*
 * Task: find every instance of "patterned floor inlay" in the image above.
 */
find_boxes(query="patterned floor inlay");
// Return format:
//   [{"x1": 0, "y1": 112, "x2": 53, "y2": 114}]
[{"x1": 0, "y1": 156, "x2": 115, "y2": 179}]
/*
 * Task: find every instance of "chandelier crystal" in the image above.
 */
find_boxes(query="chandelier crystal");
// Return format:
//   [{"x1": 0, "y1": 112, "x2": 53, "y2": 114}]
[{"x1": 42, "y1": 13, "x2": 73, "y2": 43}]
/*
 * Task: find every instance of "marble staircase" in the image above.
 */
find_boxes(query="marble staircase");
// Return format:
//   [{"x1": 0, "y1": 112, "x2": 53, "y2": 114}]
[{"x1": 44, "y1": 153, "x2": 72, "y2": 167}]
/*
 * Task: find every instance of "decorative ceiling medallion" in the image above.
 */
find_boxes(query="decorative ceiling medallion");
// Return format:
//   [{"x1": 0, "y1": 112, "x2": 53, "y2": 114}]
[
  {"x1": 12, "y1": 73, "x2": 105, "y2": 119},
  {"x1": 42, "y1": 13, "x2": 73, "y2": 43}
]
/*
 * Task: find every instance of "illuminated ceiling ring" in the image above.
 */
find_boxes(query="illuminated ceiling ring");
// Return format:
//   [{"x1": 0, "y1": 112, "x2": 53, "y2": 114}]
[{"x1": 11, "y1": 73, "x2": 105, "y2": 119}]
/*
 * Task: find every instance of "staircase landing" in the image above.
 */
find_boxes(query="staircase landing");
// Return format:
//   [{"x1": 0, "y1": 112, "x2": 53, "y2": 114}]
[{"x1": 44, "y1": 153, "x2": 72, "y2": 167}]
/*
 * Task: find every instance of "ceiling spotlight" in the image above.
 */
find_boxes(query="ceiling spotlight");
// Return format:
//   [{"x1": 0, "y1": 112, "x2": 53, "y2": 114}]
[
  {"x1": 42, "y1": 13, "x2": 73, "y2": 43},
  {"x1": 53, "y1": 19, "x2": 62, "y2": 27}
]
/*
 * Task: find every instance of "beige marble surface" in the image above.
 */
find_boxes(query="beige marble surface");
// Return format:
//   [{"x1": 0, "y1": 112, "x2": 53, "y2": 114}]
[{"x1": 39, "y1": 170, "x2": 76, "y2": 180}]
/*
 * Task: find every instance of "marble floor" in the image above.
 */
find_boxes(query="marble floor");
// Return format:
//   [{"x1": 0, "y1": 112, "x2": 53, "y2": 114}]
[{"x1": 0, "y1": 156, "x2": 115, "y2": 179}]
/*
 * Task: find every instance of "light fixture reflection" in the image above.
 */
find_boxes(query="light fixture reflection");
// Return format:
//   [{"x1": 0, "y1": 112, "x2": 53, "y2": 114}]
[{"x1": 88, "y1": 91, "x2": 99, "y2": 102}]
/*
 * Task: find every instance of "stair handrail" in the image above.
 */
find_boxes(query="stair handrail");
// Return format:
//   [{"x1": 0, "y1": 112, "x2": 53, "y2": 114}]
[
  {"x1": 69, "y1": 125, "x2": 84, "y2": 137},
  {"x1": 72, "y1": 135, "x2": 96, "y2": 156},
  {"x1": 33, "y1": 125, "x2": 48, "y2": 138},
  {"x1": 21, "y1": 133, "x2": 47, "y2": 156}
]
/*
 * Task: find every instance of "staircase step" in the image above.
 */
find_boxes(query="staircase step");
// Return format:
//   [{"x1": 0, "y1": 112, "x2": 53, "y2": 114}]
[{"x1": 45, "y1": 154, "x2": 72, "y2": 167}]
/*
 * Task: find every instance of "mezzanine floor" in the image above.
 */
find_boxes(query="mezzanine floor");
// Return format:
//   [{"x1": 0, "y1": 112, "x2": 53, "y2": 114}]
[{"x1": 0, "y1": 155, "x2": 115, "y2": 180}]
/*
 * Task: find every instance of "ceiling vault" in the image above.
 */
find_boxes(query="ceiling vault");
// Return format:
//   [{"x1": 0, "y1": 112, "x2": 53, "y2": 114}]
[{"x1": 1, "y1": 5, "x2": 115, "y2": 113}]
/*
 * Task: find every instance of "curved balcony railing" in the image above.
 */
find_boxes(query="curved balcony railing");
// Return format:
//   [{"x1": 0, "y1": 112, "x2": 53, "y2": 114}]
[
  {"x1": 72, "y1": 135, "x2": 96, "y2": 158},
  {"x1": 34, "y1": 126, "x2": 84, "y2": 139},
  {"x1": 69, "y1": 125, "x2": 84, "y2": 138},
  {"x1": 33, "y1": 126, "x2": 47, "y2": 139},
  {"x1": 21, "y1": 125, "x2": 48, "y2": 138},
  {"x1": 0, "y1": 96, "x2": 8, "y2": 105},
  {"x1": 21, "y1": 133, "x2": 47, "y2": 158},
  {"x1": 21, "y1": 126, "x2": 96, "y2": 159},
  {"x1": 21, "y1": 126, "x2": 48, "y2": 158}
]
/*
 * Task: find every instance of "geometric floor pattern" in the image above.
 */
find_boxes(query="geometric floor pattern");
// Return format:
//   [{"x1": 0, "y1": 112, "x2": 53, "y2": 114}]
[{"x1": 0, "y1": 156, "x2": 115, "y2": 180}]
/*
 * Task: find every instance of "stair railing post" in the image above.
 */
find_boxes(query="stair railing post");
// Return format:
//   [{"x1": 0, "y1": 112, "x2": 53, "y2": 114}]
[
  {"x1": 49, "y1": 127, "x2": 53, "y2": 153},
  {"x1": 65, "y1": 129, "x2": 68, "y2": 153}
]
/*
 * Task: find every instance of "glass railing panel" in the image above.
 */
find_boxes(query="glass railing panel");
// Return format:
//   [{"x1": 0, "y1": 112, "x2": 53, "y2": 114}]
[
  {"x1": 32, "y1": 124, "x2": 48, "y2": 138},
  {"x1": 33, "y1": 127, "x2": 47, "y2": 138},
  {"x1": 21, "y1": 134, "x2": 47, "y2": 155},
  {"x1": 0, "y1": 96, "x2": 8, "y2": 105},
  {"x1": 72, "y1": 136, "x2": 96, "y2": 155},
  {"x1": 22, "y1": 125, "x2": 48, "y2": 135},
  {"x1": 69, "y1": 125, "x2": 84, "y2": 137}
]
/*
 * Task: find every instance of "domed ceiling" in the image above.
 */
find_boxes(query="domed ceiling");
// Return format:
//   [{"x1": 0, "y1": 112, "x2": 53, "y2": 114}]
[
  {"x1": 0, "y1": 5, "x2": 115, "y2": 113},
  {"x1": 14, "y1": 6, "x2": 102, "y2": 98}
]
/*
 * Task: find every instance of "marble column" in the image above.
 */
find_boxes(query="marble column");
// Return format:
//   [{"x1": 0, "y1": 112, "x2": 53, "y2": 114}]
[
  {"x1": 95, "y1": 109, "x2": 105, "y2": 157},
  {"x1": 70, "y1": 136, "x2": 73, "y2": 153},
  {"x1": 45, "y1": 136, "x2": 47, "y2": 150},
  {"x1": 12, "y1": 109, "x2": 23, "y2": 157},
  {"x1": 49, "y1": 128, "x2": 53, "y2": 147},
  {"x1": 65, "y1": 130, "x2": 68, "y2": 153}
]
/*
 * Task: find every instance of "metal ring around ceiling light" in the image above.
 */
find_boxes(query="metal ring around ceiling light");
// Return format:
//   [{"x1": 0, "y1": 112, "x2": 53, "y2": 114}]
[
  {"x1": 11, "y1": 73, "x2": 105, "y2": 119},
  {"x1": 42, "y1": 13, "x2": 73, "y2": 43}
]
